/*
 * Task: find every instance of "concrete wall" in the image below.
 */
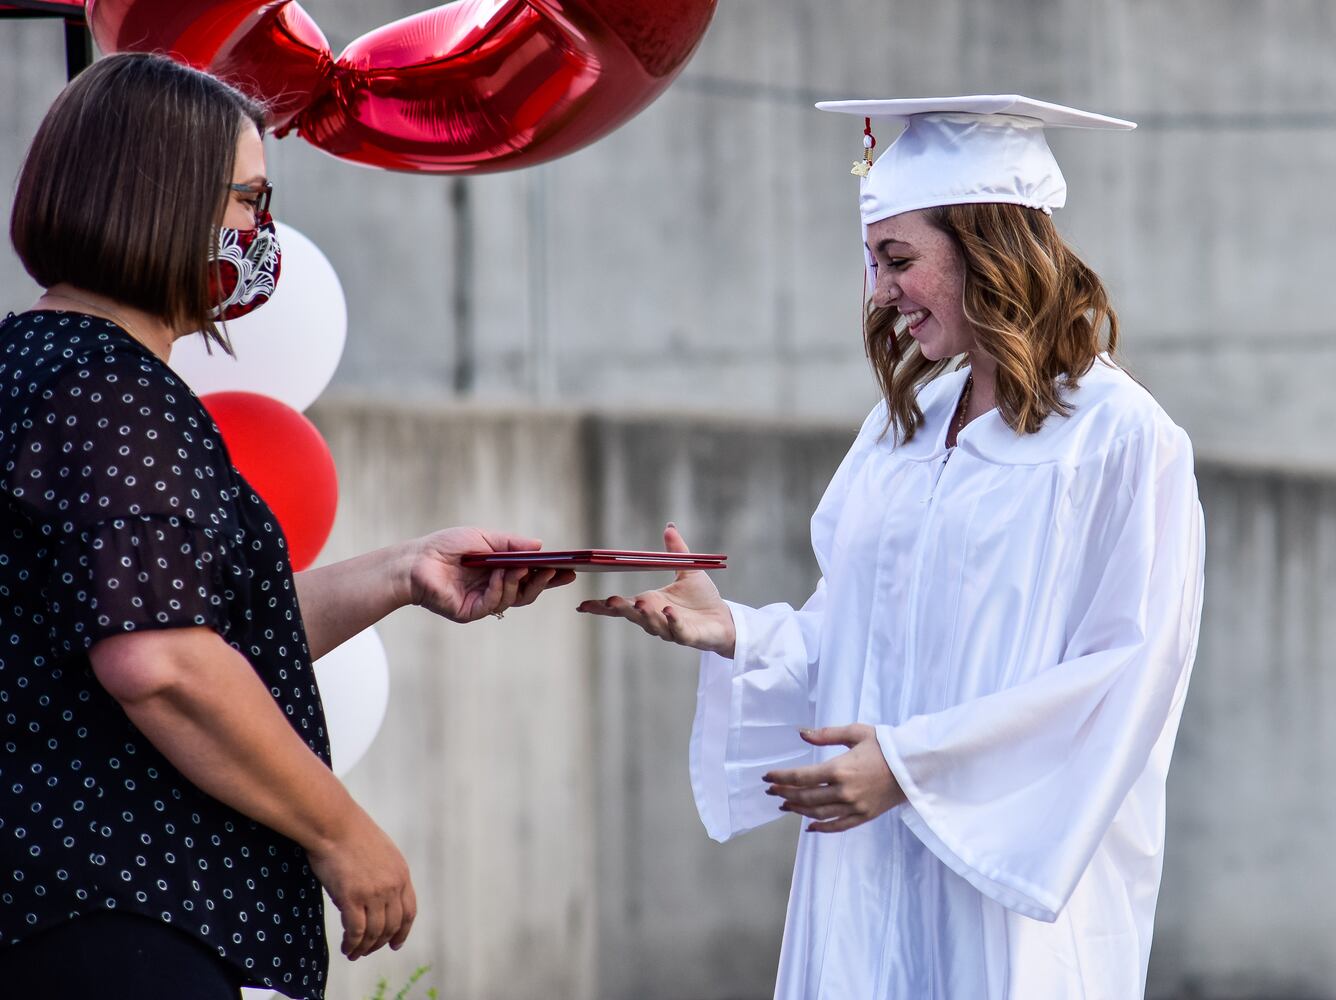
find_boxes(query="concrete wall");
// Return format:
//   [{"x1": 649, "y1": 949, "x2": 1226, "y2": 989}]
[
  {"x1": 4, "y1": 2, "x2": 1336, "y2": 467},
  {"x1": 311, "y1": 400, "x2": 1336, "y2": 1000},
  {"x1": 1152, "y1": 464, "x2": 1336, "y2": 1000},
  {"x1": 312, "y1": 405, "x2": 600, "y2": 1000}
]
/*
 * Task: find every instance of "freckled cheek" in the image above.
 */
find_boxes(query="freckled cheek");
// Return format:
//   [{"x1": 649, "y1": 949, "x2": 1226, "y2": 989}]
[
  {"x1": 908, "y1": 273, "x2": 971, "y2": 348},
  {"x1": 902, "y1": 272, "x2": 955, "y2": 318}
]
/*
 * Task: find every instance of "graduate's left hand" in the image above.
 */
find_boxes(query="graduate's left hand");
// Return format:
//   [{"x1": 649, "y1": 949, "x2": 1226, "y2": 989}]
[
  {"x1": 406, "y1": 527, "x2": 576, "y2": 623},
  {"x1": 764, "y1": 724, "x2": 906, "y2": 833}
]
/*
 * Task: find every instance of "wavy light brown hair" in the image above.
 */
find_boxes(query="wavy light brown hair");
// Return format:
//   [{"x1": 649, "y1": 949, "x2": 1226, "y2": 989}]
[{"x1": 866, "y1": 202, "x2": 1118, "y2": 444}]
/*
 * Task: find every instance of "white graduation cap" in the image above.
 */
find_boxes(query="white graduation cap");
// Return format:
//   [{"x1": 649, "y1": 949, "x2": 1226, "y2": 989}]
[{"x1": 814, "y1": 95, "x2": 1136, "y2": 290}]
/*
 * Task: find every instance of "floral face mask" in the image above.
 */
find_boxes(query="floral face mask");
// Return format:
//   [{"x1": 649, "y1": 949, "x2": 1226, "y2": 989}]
[{"x1": 208, "y1": 211, "x2": 282, "y2": 321}]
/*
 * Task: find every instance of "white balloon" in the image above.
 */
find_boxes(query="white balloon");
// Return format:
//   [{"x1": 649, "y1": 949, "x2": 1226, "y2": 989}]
[
  {"x1": 168, "y1": 222, "x2": 347, "y2": 412},
  {"x1": 313, "y1": 626, "x2": 390, "y2": 777}
]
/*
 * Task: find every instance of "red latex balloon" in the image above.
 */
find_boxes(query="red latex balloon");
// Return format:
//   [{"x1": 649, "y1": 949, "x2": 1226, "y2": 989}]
[
  {"x1": 200, "y1": 391, "x2": 338, "y2": 572},
  {"x1": 85, "y1": 0, "x2": 717, "y2": 173}
]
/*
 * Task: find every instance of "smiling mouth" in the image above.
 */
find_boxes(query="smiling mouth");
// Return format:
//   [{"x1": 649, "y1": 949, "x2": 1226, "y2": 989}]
[{"x1": 901, "y1": 308, "x2": 930, "y2": 333}]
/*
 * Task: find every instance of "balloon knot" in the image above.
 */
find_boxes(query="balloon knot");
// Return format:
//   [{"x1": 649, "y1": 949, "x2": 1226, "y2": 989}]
[{"x1": 280, "y1": 50, "x2": 344, "y2": 140}]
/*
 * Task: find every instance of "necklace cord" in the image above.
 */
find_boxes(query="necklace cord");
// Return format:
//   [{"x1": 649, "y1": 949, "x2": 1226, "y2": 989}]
[{"x1": 952, "y1": 374, "x2": 973, "y2": 442}]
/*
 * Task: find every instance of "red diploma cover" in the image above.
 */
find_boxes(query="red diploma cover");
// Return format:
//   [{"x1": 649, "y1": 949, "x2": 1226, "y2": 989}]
[{"x1": 460, "y1": 549, "x2": 727, "y2": 573}]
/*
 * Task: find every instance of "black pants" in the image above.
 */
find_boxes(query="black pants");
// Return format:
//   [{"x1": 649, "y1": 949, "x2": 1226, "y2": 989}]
[{"x1": 0, "y1": 910, "x2": 242, "y2": 999}]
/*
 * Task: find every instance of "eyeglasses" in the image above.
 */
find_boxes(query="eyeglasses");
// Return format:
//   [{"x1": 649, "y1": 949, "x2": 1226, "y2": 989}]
[{"x1": 228, "y1": 180, "x2": 273, "y2": 218}]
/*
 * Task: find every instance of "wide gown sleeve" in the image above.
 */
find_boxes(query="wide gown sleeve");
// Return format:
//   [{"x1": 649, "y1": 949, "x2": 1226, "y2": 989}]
[
  {"x1": 690, "y1": 405, "x2": 886, "y2": 843},
  {"x1": 875, "y1": 422, "x2": 1205, "y2": 922}
]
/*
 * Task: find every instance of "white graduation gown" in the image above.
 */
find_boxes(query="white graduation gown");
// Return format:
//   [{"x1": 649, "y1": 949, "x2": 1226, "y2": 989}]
[{"x1": 690, "y1": 359, "x2": 1205, "y2": 999}]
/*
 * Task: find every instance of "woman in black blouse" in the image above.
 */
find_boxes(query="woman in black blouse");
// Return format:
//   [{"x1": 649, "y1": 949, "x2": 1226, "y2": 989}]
[{"x1": 0, "y1": 54, "x2": 570, "y2": 999}]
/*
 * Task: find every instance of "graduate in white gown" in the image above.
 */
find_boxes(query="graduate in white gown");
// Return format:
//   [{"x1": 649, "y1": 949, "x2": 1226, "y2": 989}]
[{"x1": 578, "y1": 95, "x2": 1206, "y2": 999}]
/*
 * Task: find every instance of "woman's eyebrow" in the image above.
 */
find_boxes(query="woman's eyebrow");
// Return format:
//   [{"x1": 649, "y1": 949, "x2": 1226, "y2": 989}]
[{"x1": 875, "y1": 237, "x2": 911, "y2": 255}]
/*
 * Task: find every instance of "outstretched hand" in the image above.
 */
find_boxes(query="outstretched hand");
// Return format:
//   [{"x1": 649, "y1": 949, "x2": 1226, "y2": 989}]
[
  {"x1": 763, "y1": 724, "x2": 906, "y2": 833},
  {"x1": 407, "y1": 527, "x2": 575, "y2": 623},
  {"x1": 576, "y1": 523, "x2": 736, "y2": 657}
]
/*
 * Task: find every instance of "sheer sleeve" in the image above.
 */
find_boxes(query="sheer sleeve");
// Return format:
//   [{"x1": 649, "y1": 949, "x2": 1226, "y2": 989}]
[{"x1": 3, "y1": 353, "x2": 247, "y2": 652}]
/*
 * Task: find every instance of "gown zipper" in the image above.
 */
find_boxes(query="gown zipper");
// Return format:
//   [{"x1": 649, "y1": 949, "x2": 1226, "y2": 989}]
[
  {"x1": 924, "y1": 449, "x2": 952, "y2": 503},
  {"x1": 904, "y1": 448, "x2": 951, "y2": 711},
  {"x1": 882, "y1": 448, "x2": 952, "y2": 989}
]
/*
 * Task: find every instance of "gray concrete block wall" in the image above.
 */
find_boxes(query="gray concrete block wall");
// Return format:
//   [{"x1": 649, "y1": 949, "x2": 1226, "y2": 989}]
[
  {"x1": 312, "y1": 403, "x2": 601, "y2": 1000},
  {"x1": 585, "y1": 414, "x2": 848, "y2": 999},
  {"x1": 309, "y1": 400, "x2": 1336, "y2": 1000},
  {"x1": 1152, "y1": 466, "x2": 1336, "y2": 998},
  {"x1": 4, "y1": 2, "x2": 1335, "y2": 462}
]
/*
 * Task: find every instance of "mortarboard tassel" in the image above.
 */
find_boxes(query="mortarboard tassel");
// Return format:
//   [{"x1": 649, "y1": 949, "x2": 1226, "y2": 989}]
[{"x1": 851, "y1": 117, "x2": 876, "y2": 177}]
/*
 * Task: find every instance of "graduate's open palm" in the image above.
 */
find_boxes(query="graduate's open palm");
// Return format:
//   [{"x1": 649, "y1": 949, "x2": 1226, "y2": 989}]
[{"x1": 577, "y1": 524, "x2": 736, "y2": 657}]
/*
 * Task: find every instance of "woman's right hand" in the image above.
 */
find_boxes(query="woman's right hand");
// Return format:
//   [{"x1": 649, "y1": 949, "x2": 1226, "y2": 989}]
[
  {"x1": 306, "y1": 805, "x2": 417, "y2": 961},
  {"x1": 577, "y1": 524, "x2": 737, "y2": 658}
]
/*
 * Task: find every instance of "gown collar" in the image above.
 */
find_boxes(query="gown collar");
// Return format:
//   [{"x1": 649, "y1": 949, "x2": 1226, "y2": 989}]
[{"x1": 888, "y1": 357, "x2": 1120, "y2": 467}]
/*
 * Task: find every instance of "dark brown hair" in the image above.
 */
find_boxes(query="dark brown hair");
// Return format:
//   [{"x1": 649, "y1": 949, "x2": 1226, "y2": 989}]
[
  {"x1": 866, "y1": 202, "x2": 1119, "y2": 444},
  {"x1": 10, "y1": 53, "x2": 267, "y2": 353}
]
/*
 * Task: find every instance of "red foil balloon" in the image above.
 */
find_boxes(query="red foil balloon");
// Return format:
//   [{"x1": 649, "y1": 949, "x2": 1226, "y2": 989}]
[
  {"x1": 84, "y1": 0, "x2": 328, "y2": 132},
  {"x1": 85, "y1": 0, "x2": 717, "y2": 172},
  {"x1": 201, "y1": 390, "x2": 338, "y2": 572}
]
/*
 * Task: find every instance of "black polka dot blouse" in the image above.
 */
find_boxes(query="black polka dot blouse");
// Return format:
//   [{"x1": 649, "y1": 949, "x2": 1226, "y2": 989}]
[{"x1": 0, "y1": 311, "x2": 331, "y2": 997}]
